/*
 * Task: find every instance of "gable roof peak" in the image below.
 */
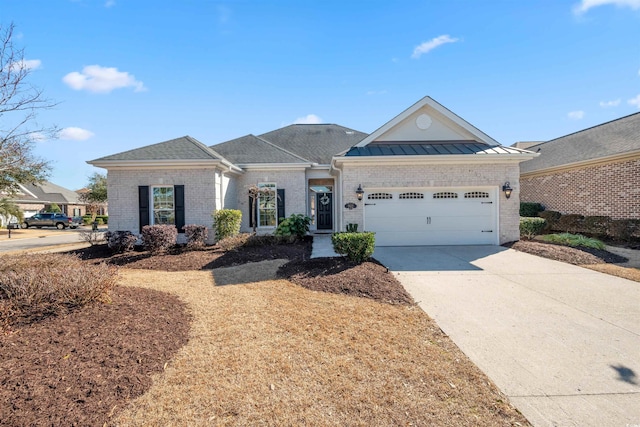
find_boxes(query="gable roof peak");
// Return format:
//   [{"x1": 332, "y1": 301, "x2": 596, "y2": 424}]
[{"x1": 354, "y1": 96, "x2": 500, "y2": 148}]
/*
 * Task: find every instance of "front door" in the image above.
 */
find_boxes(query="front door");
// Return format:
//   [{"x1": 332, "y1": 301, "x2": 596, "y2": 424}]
[{"x1": 316, "y1": 193, "x2": 333, "y2": 230}]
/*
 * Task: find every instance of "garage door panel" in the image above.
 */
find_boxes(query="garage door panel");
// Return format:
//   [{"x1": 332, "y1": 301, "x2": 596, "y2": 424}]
[{"x1": 364, "y1": 188, "x2": 497, "y2": 246}]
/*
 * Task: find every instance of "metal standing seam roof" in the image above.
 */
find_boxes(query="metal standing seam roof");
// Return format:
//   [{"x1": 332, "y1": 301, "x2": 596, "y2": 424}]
[
  {"x1": 90, "y1": 136, "x2": 222, "y2": 162},
  {"x1": 521, "y1": 111, "x2": 640, "y2": 173},
  {"x1": 344, "y1": 141, "x2": 529, "y2": 157}
]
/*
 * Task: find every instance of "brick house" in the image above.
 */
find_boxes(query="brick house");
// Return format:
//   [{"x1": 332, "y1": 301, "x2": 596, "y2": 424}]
[
  {"x1": 88, "y1": 96, "x2": 537, "y2": 246},
  {"x1": 8, "y1": 181, "x2": 87, "y2": 218},
  {"x1": 520, "y1": 112, "x2": 640, "y2": 220}
]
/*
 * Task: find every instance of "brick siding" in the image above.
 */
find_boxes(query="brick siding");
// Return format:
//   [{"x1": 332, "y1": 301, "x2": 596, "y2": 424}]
[
  {"x1": 233, "y1": 170, "x2": 306, "y2": 233},
  {"x1": 520, "y1": 157, "x2": 640, "y2": 220},
  {"x1": 107, "y1": 168, "x2": 217, "y2": 243},
  {"x1": 341, "y1": 162, "x2": 521, "y2": 244}
]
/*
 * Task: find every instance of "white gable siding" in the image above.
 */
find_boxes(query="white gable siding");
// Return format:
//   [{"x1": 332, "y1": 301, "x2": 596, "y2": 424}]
[{"x1": 376, "y1": 108, "x2": 477, "y2": 142}]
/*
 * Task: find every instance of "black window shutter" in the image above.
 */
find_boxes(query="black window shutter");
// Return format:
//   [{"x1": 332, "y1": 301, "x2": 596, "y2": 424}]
[
  {"x1": 138, "y1": 186, "x2": 149, "y2": 233},
  {"x1": 248, "y1": 196, "x2": 257, "y2": 228},
  {"x1": 277, "y1": 189, "x2": 285, "y2": 224},
  {"x1": 174, "y1": 185, "x2": 185, "y2": 231}
]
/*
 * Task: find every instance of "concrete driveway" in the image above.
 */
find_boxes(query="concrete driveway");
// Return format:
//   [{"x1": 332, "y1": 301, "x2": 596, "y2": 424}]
[{"x1": 374, "y1": 245, "x2": 640, "y2": 427}]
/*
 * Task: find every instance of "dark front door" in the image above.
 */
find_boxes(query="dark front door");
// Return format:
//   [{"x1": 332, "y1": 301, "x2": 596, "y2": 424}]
[{"x1": 316, "y1": 193, "x2": 333, "y2": 230}]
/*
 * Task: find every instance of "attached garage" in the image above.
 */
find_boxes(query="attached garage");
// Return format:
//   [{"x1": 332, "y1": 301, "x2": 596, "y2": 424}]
[{"x1": 364, "y1": 188, "x2": 498, "y2": 246}]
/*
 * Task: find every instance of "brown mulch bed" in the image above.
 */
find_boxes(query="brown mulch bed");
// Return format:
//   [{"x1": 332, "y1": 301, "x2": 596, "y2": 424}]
[
  {"x1": 0, "y1": 286, "x2": 190, "y2": 427},
  {"x1": 278, "y1": 257, "x2": 414, "y2": 305},
  {"x1": 70, "y1": 238, "x2": 312, "y2": 271},
  {"x1": 504, "y1": 240, "x2": 628, "y2": 265}
]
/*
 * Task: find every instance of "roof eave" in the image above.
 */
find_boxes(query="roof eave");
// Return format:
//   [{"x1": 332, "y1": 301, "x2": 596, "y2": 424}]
[
  {"x1": 332, "y1": 152, "x2": 538, "y2": 167},
  {"x1": 87, "y1": 159, "x2": 226, "y2": 169}
]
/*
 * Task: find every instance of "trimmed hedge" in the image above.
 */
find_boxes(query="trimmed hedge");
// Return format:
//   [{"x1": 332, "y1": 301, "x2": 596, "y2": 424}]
[
  {"x1": 183, "y1": 224, "x2": 208, "y2": 249},
  {"x1": 534, "y1": 211, "x2": 640, "y2": 242},
  {"x1": 519, "y1": 217, "x2": 546, "y2": 240},
  {"x1": 82, "y1": 215, "x2": 108, "y2": 225},
  {"x1": 104, "y1": 230, "x2": 137, "y2": 253},
  {"x1": 213, "y1": 209, "x2": 242, "y2": 241},
  {"x1": 520, "y1": 202, "x2": 544, "y2": 217},
  {"x1": 331, "y1": 232, "x2": 375, "y2": 263},
  {"x1": 141, "y1": 224, "x2": 177, "y2": 253}
]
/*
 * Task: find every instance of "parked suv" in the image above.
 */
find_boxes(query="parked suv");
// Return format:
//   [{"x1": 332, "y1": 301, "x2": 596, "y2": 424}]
[{"x1": 21, "y1": 213, "x2": 81, "y2": 230}]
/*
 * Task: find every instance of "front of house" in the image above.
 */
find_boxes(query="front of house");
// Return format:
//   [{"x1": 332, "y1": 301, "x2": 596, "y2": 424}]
[{"x1": 88, "y1": 96, "x2": 537, "y2": 246}]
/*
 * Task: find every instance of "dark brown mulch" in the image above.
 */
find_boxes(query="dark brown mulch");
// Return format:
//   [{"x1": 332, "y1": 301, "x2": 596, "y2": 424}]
[
  {"x1": 278, "y1": 257, "x2": 414, "y2": 305},
  {"x1": 0, "y1": 286, "x2": 191, "y2": 427},
  {"x1": 504, "y1": 240, "x2": 628, "y2": 265},
  {"x1": 71, "y1": 239, "x2": 312, "y2": 271}
]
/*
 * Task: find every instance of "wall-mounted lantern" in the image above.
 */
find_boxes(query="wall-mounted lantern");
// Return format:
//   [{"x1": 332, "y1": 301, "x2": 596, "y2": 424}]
[
  {"x1": 356, "y1": 184, "x2": 364, "y2": 201},
  {"x1": 502, "y1": 182, "x2": 513, "y2": 199}
]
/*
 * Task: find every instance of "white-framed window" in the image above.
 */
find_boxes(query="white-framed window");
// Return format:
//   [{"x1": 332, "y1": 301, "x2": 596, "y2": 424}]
[
  {"x1": 152, "y1": 186, "x2": 175, "y2": 225},
  {"x1": 258, "y1": 183, "x2": 277, "y2": 227}
]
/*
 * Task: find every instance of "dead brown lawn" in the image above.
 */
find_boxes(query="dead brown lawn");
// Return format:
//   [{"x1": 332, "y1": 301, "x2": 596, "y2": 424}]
[
  {"x1": 112, "y1": 269, "x2": 527, "y2": 426},
  {"x1": 583, "y1": 263, "x2": 640, "y2": 282}
]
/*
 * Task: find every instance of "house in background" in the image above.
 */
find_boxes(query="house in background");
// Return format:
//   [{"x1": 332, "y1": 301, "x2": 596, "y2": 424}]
[
  {"x1": 8, "y1": 181, "x2": 87, "y2": 218},
  {"x1": 520, "y1": 112, "x2": 640, "y2": 219},
  {"x1": 88, "y1": 96, "x2": 537, "y2": 246}
]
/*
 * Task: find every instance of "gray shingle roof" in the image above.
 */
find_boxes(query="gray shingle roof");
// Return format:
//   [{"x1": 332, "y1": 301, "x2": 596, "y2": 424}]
[
  {"x1": 13, "y1": 181, "x2": 81, "y2": 204},
  {"x1": 521, "y1": 112, "x2": 640, "y2": 173},
  {"x1": 90, "y1": 136, "x2": 221, "y2": 162},
  {"x1": 256, "y1": 124, "x2": 368, "y2": 164},
  {"x1": 345, "y1": 141, "x2": 528, "y2": 156},
  {"x1": 211, "y1": 134, "x2": 310, "y2": 164}
]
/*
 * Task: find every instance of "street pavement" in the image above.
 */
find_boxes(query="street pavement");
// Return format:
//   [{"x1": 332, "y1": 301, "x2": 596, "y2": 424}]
[{"x1": 374, "y1": 245, "x2": 640, "y2": 427}]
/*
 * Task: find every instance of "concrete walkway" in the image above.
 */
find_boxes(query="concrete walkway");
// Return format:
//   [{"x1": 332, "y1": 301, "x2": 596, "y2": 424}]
[
  {"x1": 373, "y1": 245, "x2": 640, "y2": 427},
  {"x1": 310, "y1": 234, "x2": 340, "y2": 258}
]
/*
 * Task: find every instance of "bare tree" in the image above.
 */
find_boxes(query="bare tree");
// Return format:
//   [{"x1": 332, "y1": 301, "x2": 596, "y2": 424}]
[
  {"x1": 247, "y1": 185, "x2": 276, "y2": 234},
  {"x1": 0, "y1": 22, "x2": 55, "y2": 195}
]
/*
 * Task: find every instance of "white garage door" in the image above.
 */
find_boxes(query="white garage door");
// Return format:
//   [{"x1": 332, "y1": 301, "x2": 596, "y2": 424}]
[{"x1": 364, "y1": 188, "x2": 497, "y2": 246}]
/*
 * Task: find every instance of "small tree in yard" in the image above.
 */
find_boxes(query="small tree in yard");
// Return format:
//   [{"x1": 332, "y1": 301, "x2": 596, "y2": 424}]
[
  {"x1": 47, "y1": 203, "x2": 61, "y2": 213},
  {"x1": 79, "y1": 173, "x2": 107, "y2": 221},
  {"x1": 247, "y1": 185, "x2": 276, "y2": 234},
  {"x1": 0, "y1": 23, "x2": 55, "y2": 196}
]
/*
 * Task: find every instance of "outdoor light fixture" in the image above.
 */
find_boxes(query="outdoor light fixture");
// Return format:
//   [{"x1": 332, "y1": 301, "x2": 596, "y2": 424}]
[
  {"x1": 356, "y1": 184, "x2": 364, "y2": 201},
  {"x1": 502, "y1": 182, "x2": 513, "y2": 199}
]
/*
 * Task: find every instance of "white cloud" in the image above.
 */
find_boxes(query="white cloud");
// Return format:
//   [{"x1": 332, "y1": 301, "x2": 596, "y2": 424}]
[
  {"x1": 58, "y1": 127, "x2": 95, "y2": 141},
  {"x1": 573, "y1": 0, "x2": 640, "y2": 14},
  {"x1": 63, "y1": 65, "x2": 146, "y2": 93},
  {"x1": 412, "y1": 35, "x2": 459, "y2": 59},
  {"x1": 628, "y1": 94, "x2": 640, "y2": 108},
  {"x1": 568, "y1": 110, "x2": 585, "y2": 119},
  {"x1": 5, "y1": 58, "x2": 42, "y2": 72},
  {"x1": 105, "y1": 0, "x2": 115, "y2": 7},
  {"x1": 293, "y1": 114, "x2": 323, "y2": 124},
  {"x1": 599, "y1": 99, "x2": 620, "y2": 107}
]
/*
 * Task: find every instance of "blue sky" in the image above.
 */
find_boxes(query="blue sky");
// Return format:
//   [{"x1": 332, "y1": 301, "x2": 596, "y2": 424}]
[{"x1": 4, "y1": 0, "x2": 640, "y2": 190}]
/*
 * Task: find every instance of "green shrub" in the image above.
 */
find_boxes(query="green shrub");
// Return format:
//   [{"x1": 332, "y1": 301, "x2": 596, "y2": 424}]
[
  {"x1": 275, "y1": 214, "x2": 311, "y2": 238},
  {"x1": 331, "y1": 232, "x2": 375, "y2": 263},
  {"x1": 520, "y1": 202, "x2": 544, "y2": 217},
  {"x1": 0, "y1": 253, "x2": 118, "y2": 329},
  {"x1": 519, "y1": 217, "x2": 546, "y2": 240},
  {"x1": 96, "y1": 217, "x2": 104, "y2": 225},
  {"x1": 213, "y1": 209, "x2": 242, "y2": 241},
  {"x1": 182, "y1": 224, "x2": 208, "y2": 249},
  {"x1": 82, "y1": 216, "x2": 92, "y2": 225},
  {"x1": 141, "y1": 224, "x2": 178, "y2": 254},
  {"x1": 541, "y1": 233, "x2": 605, "y2": 250},
  {"x1": 96, "y1": 215, "x2": 108, "y2": 224},
  {"x1": 346, "y1": 223, "x2": 358, "y2": 232}
]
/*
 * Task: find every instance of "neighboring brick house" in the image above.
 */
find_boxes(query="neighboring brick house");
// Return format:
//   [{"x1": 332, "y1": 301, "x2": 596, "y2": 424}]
[
  {"x1": 88, "y1": 96, "x2": 537, "y2": 246},
  {"x1": 8, "y1": 181, "x2": 87, "y2": 218},
  {"x1": 520, "y1": 112, "x2": 640, "y2": 220}
]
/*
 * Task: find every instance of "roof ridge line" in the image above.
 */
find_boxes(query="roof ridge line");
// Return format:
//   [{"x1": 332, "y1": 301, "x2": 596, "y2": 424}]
[
  {"x1": 254, "y1": 135, "x2": 314, "y2": 163},
  {"x1": 184, "y1": 135, "x2": 224, "y2": 160},
  {"x1": 530, "y1": 111, "x2": 640, "y2": 149}
]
